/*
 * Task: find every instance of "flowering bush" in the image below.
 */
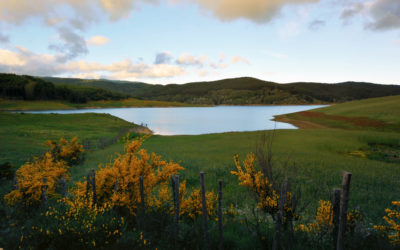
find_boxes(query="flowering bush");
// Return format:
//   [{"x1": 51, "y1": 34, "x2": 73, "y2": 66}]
[
  {"x1": 178, "y1": 180, "x2": 217, "y2": 219},
  {"x1": 297, "y1": 200, "x2": 362, "y2": 233},
  {"x1": 46, "y1": 136, "x2": 84, "y2": 165},
  {"x1": 73, "y1": 137, "x2": 184, "y2": 215},
  {"x1": 4, "y1": 152, "x2": 69, "y2": 207},
  {"x1": 231, "y1": 153, "x2": 297, "y2": 222},
  {"x1": 374, "y1": 201, "x2": 400, "y2": 245}
]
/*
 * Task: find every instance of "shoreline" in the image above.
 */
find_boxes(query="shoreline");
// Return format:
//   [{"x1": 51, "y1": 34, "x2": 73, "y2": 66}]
[
  {"x1": 273, "y1": 115, "x2": 328, "y2": 129},
  {"x1": 1, "y1": 101, "x2": 329, "y2": 112}
]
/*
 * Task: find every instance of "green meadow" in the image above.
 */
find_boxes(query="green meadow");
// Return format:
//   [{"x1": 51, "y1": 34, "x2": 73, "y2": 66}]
[
  {"x1": 0, "y1": 112, "x2": 138, "y2": 167},
  {"x1": 1, "y1": 95, "x2": 399, "y2": 223}
]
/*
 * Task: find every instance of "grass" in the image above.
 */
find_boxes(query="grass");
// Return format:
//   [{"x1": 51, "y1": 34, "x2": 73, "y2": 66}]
[
  {"x1": 0, "y1": 112, "x2": 138, "y2": 167},
  {"x1": 1, "y1": 95, "x2": 399, "y2": 223},
  {"x1": 141, "y1": 130, "x2": 400, "y2": 221},
  {"x1": 0, "y1": 98, "x2": 195, "y2": 111},
  {"x1": 275, "y1": 95, "x2": 400, "y2": 132}
]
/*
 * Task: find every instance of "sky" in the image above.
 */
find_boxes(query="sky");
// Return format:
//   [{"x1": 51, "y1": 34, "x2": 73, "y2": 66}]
[{"x1": 0, "y1": 0, "x2": 399, "y2": 85}]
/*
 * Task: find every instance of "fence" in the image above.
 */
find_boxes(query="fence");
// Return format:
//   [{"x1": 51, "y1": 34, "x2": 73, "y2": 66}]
[{"x1": 33, "y1": 170, "x2": 353, "y2": 249}]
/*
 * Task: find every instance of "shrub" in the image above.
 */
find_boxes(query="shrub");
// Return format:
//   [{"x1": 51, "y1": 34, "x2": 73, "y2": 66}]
[
  {"x1": 46, "y1": 136, "x2": 84, "y2": 166},
  {"x1": 374, "y1": 201, "x2": 400, "y2": 245},
  {"x1": 4, "y1": 152, "x2": 69, "y2": 207}
]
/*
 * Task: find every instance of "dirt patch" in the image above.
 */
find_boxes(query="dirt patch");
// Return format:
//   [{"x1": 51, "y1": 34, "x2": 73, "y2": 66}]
[
  {"x1": 273, "y1": 116, "x2": 327, "y2": 129},
  {"x1": 297, "y1": 111, "x2": 386, "y2": 128}
]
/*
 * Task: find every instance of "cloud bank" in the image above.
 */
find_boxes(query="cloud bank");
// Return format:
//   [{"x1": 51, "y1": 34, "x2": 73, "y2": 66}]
[
  {"x1": 0, "y1": 46, "x2": 249, "y2": 80},
  {"x1": 174, "y1": 0, "x2": 319, "y2": 23},
  {"x1": 341, "y1": 0, "x2": 400, "y2": 31}
]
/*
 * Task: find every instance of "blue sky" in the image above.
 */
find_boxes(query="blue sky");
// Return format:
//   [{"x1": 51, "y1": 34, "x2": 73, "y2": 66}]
[{"x1": 0, "y1": 0, "x2": 399, "y2": 84}]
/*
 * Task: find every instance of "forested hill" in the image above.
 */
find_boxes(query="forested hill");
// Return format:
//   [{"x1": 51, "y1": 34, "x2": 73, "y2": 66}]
[
  {"x1": 41, "y1": 76, "x2": 400, "y2": 105},
  {"x1": 0, "y1": 73, "x2": 127, "y2": 103}
]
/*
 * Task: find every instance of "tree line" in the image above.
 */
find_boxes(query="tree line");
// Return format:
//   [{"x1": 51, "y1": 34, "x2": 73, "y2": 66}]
[{"x1": 0, "y1": 73, "x2": 127, "y2": 103}]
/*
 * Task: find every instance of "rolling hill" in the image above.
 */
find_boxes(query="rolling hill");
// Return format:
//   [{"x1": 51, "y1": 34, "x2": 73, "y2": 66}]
[{"x1": 40, "y1": 76, "x2": 400, "y2": 105}]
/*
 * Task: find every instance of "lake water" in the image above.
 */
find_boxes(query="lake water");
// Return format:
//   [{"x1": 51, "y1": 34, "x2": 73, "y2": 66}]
[{"x1": 30, "y1": 105, "x2": 326, "y2": 135}]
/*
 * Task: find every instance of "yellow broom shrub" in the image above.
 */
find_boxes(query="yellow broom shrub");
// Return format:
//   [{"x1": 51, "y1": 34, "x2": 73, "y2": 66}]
[
  {"x1": 46, "y1": 136, "x2": 84, "y2": 165},
  {"x1": 297, "y1": 200, "x2": 362, "y2": 233},
  {"x1": 374, "y1": 201, "x2": 400, "y2": 245},
  {"x1": 231, "y1": 153, "x2": 296, "y2": 221},
  {"x1": 72, "y1": 137, "x2": 184, "y2": 215},
  {"x1": 4, "y1": 152, "x2": 69, "y2": 206}
]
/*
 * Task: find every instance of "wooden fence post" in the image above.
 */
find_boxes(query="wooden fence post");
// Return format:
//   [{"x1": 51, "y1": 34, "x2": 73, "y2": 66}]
[
  {"x1": 171, "y1": 175, "x2": 176, "y2": 200},
  {"x1": 273, "y1": 179, "x2": 288, "y2": 250},
  {"x1": 218, "y1": 180, "x2": 223, "y2": 250},
  {"x1": 332, "y1": 188, "x2": 341, "y2": 248},
  {"x1": 91, "y1": 169, "x2": 97, "y2": 207},
  {"x1": 174, "y1": 175, "x2": 180, "y2": 243},
  {"x1": 41, "y1": 177, "x2": 48, "y2": 208},
  {"x1": 86, "y1": 173, "x2": 91, "y2": 204},
  {"x1": 114, "y1": 178, "x2": 119, "y2": 194},
  {"x1": 140, "y1": 176, "x2": 145, "y2": 214},
  {"x1": 337, "y1": 171, "x2": 352, "y2": 250},
  {"x1": 12, "y1": 170, "x2": 18, "y2": 190},
  {"x1": 60, "y1": 175, "x2": 67, "y2": 198},
  {"x1": 200, "y1": 172, "x2": 209, "y2": 247}
]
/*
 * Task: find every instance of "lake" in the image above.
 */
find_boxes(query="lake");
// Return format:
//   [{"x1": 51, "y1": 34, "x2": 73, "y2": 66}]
[{"x1": 30, "y1": 105, "x2": 326, "y2": 135}]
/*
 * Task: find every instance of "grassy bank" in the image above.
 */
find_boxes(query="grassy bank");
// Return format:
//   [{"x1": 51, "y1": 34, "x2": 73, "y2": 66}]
[
  {"x1": 0, "y1": 98, "x2": 195, "y2": 111},
  {"x1": 275, "y1": 95, "x2": 400, "y2": 132},
  {"x1": 0, "y1": 112, "x2": 139, "y2": 167}
]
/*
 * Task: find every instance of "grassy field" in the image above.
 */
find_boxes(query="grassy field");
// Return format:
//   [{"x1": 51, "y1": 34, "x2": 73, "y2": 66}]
[
  {"x1": 0, "y1": 112, "x2": 139, "y2": 167},
  {"x1": 0, "y1": 98, "x2": 194, "y2": 111},
  {"x1": 141, "y1": 130, "x2": 400, "y2": 221},
  {"x1": 275, "y1": 95, "x2": 400, "y2": 131},
  {"x1": 1, "y1": 95, "x2": 399, "y2": 223}
]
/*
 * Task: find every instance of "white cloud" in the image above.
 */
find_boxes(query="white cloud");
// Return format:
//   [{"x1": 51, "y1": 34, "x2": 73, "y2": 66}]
[
  {"x1": 0, "y1": 49, "x2": 26, "y2": 66},
  {"x1": 87, "y1": 36, "x2": 110, "y2": 46},
  {"x1": 231, "y1": 55, "x2": 250, "y2": 64},
  {"x1": 366, "y1": 0, "x2": 400, "y2": 30},
  {"x1": 0, "y1": 46, "x2": 186, "y2": 79},
  {"x1": 176, "y1": 54, "x2": 207, "y2": 66},
  {"x1": 174, "y1": 0, "x2": 319, "y2": 23},
  {"x1": 48, "y1": 26, "x2": 89, "y2": 62},
  {"x1": 72, "y1": 72, "x2": 102, "y2": 79},
  {"x1": 209, "y1": 62, "x2": 228, "y2": 69},
  {"x1": 154, "y1": 51, "x2": 173, "y2": 64},
  {"x1": 340, "y1": 0, "x2": 400, "y2": 31},
  {"x1": 0, "y1": 0, "x2": 156, "y2": 25}
]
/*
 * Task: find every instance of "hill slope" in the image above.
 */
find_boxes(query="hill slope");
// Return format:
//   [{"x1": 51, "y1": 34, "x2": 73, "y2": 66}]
[
  {"x1": 41, "y1": 76, "x2": 400, "y2": 105},
  {"x1": 0, "y1": 73, "x2": 127, "y2": 103},
  {"x1": 275, "y1": 95, "x2": 400, "y2": 132}
]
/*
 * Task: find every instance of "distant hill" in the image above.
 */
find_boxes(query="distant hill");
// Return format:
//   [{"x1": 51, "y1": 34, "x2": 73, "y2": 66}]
[
  {"x1": 41, "y1": 76, "x2": 400, "y2": 105},
  {"x1": 42, "y1": 77, "x2": 152, "y2": 97},
  {"x1": 0, "y1": 73, "x2": 127, "y2": 103}
]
